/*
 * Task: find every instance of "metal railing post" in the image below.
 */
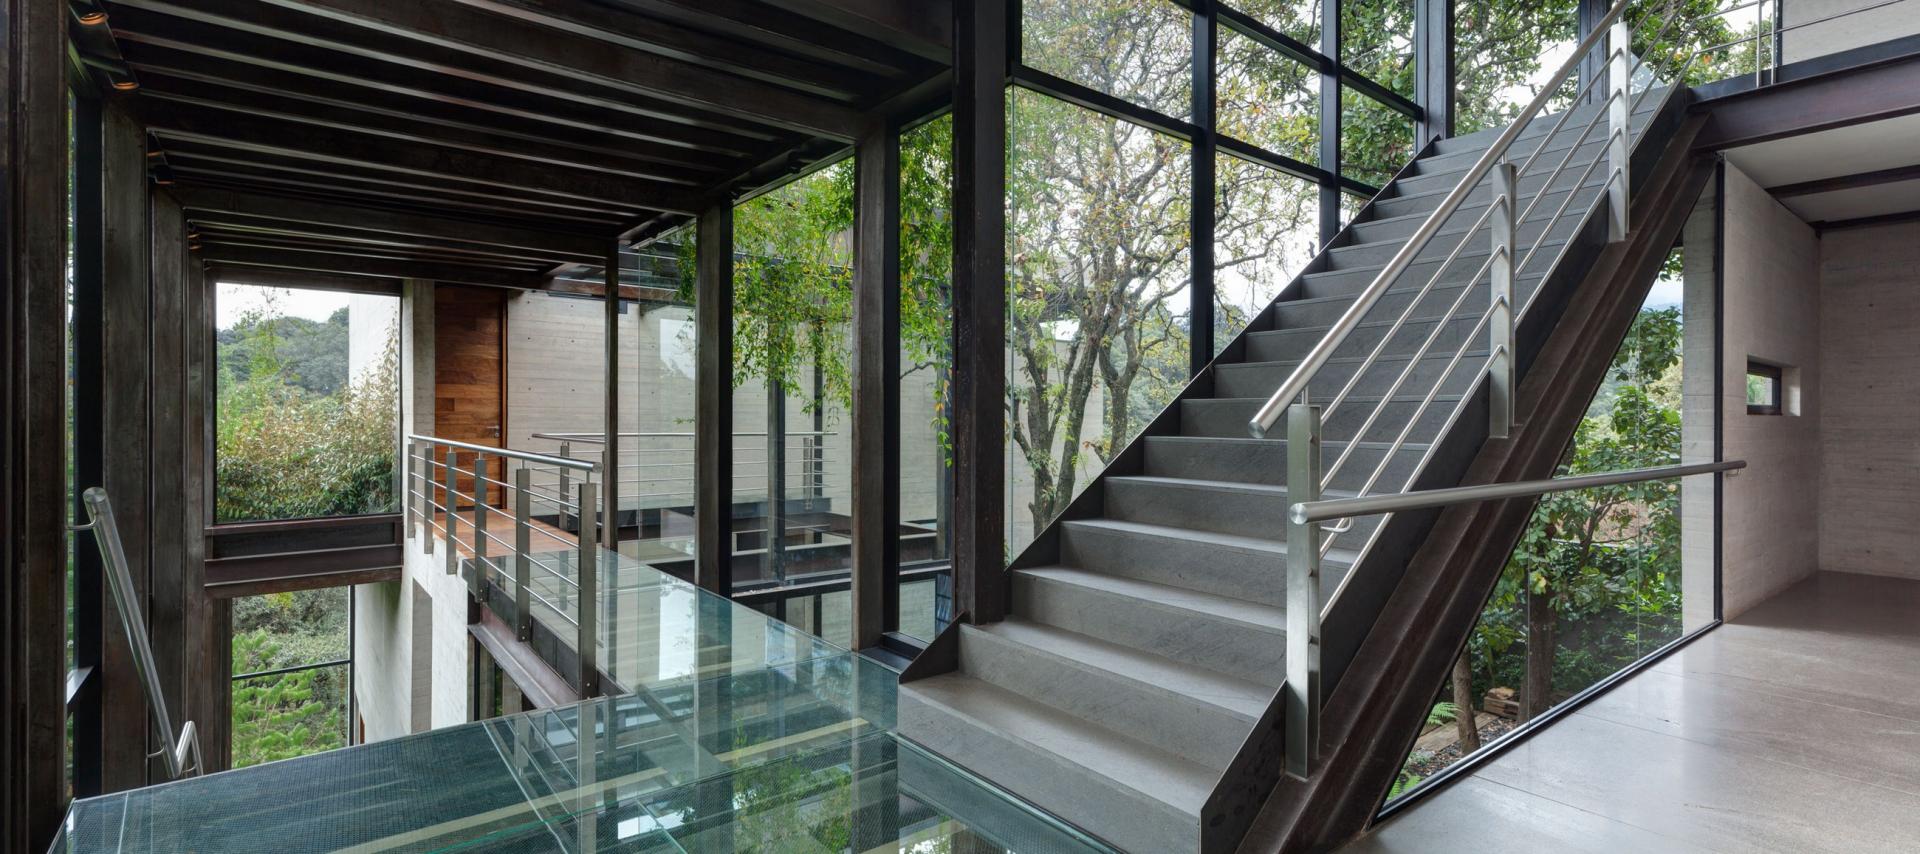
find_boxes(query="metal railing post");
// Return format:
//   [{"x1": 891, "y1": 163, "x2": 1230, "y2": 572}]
[
  {"x1": 405, "y1": 440, "x2": 418, "y2": 539},
  {"x1": 1608, "y1": 19, "x2": 1631, "y2": 241},
  {"x1": 471, "y1": 455, "x2": 488, "y2": 599},
  {"x1": 601, "y1": 448, "x2": 617, "y2": 551},
  {"x1": 419, "y1": 444, "x2": 433, "y2": 555},
  {"x1": 1285, "y1": 402, "x2": 1322, "y2": 780},
  {"x1": 1491, "y1": 161, "x2": 1516, "y2": 440},
  {"x1": 577, "y1": 481, "x2": 600, "y2": 697},
  {"x1": 557, "y1": 440, "x2": 573, "y2": 530},
  {"x1": 515, "y1": 466, "x2": 533, "y2": 641},
  {"x1": 443, "y1": 448, "x2": 459, "y2": 574}
]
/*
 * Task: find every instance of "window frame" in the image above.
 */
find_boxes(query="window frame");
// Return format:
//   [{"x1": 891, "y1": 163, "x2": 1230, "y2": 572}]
[{"x1": 1746, "y1": 360, "x2": 1783, "y2": 416}]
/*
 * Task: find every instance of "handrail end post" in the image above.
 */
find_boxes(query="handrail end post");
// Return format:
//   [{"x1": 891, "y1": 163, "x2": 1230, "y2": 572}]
[{"x1": 1285, "y1": 403, "x2": 1323, "y2": 779}]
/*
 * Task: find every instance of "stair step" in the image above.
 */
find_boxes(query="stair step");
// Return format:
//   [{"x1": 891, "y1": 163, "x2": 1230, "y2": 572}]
[
  {"x1": 1428, "y1": 92, "x2": 1663, "y2": 155},
  {"x1": 1140, "y1": 435, "x2": 1428, "y2": 492},
  {"x1": 958, "y1": 617, "x2": 1265, "y2": 768},
  {"x1": 1012, "y1": 565, "x2": 1287, "y2": 684},
  {"x1": 1059, "y1": 517, "x2": 1355, "y2": 607},
  {"x1": 1213, "y1": 352, "x2": 1489, "y2": 400},
  {"x1": 1371, "y1": 172, "x2": 1606, "y2": 221},
  {"x1": 1390, "y1": 155, "x2": 1607, "y2": 205},
  {"x1": 1180, "y1": 393, "x2": 1462, "y2": 442},
  {"x1": 1411, "y1": 128, "x2": 1613, "y2": 178},
  {"x1": 1302, "y1": 249, "x2": 1548, "y2": 298},
  {"x1": 1279, "y1": 272, "x2": 1545, "y2": 328},
  {"x1": 1105, "y1": 475, "x2": 1306, "y2": 540},
  {"x1": 1243, "y1": 314, "x2": 1484, "y2": 363},
  {"x1": 1327, "y1": 208, "x2": 1583, "y2": 271},
  {"x1": 1351, "y1": 179, "x2": 1605, "y2": 242},
  {"x1": 898, "y1": 673, "x2": 1212, "y2": 854}
]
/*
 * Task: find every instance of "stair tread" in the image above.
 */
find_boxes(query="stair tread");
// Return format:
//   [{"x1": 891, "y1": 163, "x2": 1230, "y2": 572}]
[
  {"x1": 974, "y1": 617, "x2": 1271, "y2": 720},
  {"x1": 902, "y1": 672, "x2": 1216, "y2": 813},
  {"x1": 1220, "y1": 351, "x2": 1491, "y2": 370},
  {"x1": 1246, "y1": 316, "x2": 1465, "y2": 339},
  {"x1": 1017, "y1": 564, "x2": 1288, "y2": 632},
  {"x1": 1061, "y1": 516, "x2": 1362, "y2": 563},
  {"x1": 1308, "y1": 238, "x2": 1569, "y2": 277},
  {"x1": 1105, "y1": 473, "x2": 1334, "y2": 496},
  {"x1": 1188, "y1": 392, "x2": 1466, "y2": 404},
  {"x1": 1144, "y1": 435, "x2": 1431, "y2": 450}
]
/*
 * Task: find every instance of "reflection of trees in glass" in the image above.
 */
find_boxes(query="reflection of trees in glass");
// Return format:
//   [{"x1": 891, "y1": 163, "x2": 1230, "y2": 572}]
[
  {"x1": 215, "y1": 291, "x2": 399, "y2": 522},
  {"x1": 230, "y1": 589, "x2": 349, "y2": 768},
  {"x1": 1390, "y1": 302, "x2": 1684, "y2": 798}
]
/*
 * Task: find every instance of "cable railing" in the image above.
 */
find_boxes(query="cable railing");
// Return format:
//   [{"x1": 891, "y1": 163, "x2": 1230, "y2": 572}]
[
  {"x1": 1240, "y1": 0, "x2": 1730, "y2": 780},
  {"x1": 528, "y1": 430, "x2": 840, "y2": 508},
  {"x1": 406, "y1": 434, "x2": 605, "y2": 695}
]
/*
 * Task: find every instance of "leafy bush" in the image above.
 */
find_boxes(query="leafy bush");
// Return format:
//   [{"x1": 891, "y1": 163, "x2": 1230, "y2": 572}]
[
  {"x1": 215, "y1": 295, "x2": 398, "y2": 523},
  {"x1": 230, "y1": 630, "x2": 346, "y2": 768}
]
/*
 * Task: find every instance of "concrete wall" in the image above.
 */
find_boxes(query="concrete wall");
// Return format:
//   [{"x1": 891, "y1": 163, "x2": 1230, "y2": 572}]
[
  {"x1": 1680, "y1": 175, "x2": 1720, "y2": 634},
  {"x1": 346, "y1": 292, "x2": 399, "y2": 383},
  {"x1": 1782, "y1": 0, "x2": 1920, "y2": 63},
  {"x1": 1715, "y1": 164, "x2": 1823, "y2": 619},
  {"x1": 1816, "y1": 221, "x2": 1920, "y2": 581}
]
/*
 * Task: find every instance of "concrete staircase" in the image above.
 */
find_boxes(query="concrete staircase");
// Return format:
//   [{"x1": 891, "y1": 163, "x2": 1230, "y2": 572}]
[{"x1": 898, "y1": 97, "x2": 1664, "y2": 854}]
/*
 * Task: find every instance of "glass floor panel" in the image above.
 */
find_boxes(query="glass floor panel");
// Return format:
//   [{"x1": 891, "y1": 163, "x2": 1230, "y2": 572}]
[{"x1": 57, "y1": 540, "x2": 1110, "y2": 852}]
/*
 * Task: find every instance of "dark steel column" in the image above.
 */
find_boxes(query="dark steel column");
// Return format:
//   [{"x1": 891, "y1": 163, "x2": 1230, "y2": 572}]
[
  {"x1": 765, "y1": 379, "x2": 787, "y2": 582},
  {"x1": 1415, "y1": 0, "x2": 1455, "y2": 143},
  {"x1": 1319, "y1": 0, "x2": 1344, "y2": 243},
  {"x1": 5, "y1": 0, "x2": 78, "y2": 843},
  {"x1": 99, "y1": 104, "x2": 153, "y2": 793},
  {"x1": 1190, "y1": 0, "x2": 1218, "y2": 372},
  {"x1": 602, "y1": 245, "x2": 620, "y2": 550},
  {"x1": 694, "y1": 203, "x2": 734, "y2": 595},
  {"x1": 851, "y1": 118, "x2": 902, "y2": 649},
  {"x1": 951, "y1": 0, "x2": 1010, "y2": 624}
]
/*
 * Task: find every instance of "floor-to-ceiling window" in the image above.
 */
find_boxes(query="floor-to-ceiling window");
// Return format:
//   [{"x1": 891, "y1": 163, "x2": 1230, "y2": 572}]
[{"x1": 1004, "y1": 0, "x2": 1418, "y2": 556}]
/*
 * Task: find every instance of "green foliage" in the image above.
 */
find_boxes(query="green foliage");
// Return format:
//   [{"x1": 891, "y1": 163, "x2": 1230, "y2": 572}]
[
  {"x1": 1426, "y1": 701, "x2": 1459, "y2": 728},
  {"x1": 215, "y1": 292, "x2": 399, "y2": 523},
  {"x1": 230, "y1": 630, "x2": 346, "y2": 768}
]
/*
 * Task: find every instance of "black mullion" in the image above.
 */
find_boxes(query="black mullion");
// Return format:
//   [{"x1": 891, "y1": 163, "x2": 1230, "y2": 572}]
[
  {"x1": 1337, "y1": 70, "x2": 1422, "y2": 120},
  {"x1": 1216, "y1": 5, "x2": 1331, "y2": 72},
  {"x1": 1414, "y1": 0, "x2": 1455, "y2": 142},
  {"x1": 1217, "y1": 134, "x2": 1337, "y2": 187},
  {"x1": 1319, "y1": 0, "x2": 1343, "y2": 243},
  {"x1": 1338, "y1": 175, "x2": 1382, "y2": 197},
  {"x1": 1190, "y1": 0, "x2": 1217, "y2": 372},
  {"x1": 1008, "y1": 68, "x2": 1202, "y2": 142},
  {"x1": 70, "y1": 91, "x2": 105, "y2": 800}
]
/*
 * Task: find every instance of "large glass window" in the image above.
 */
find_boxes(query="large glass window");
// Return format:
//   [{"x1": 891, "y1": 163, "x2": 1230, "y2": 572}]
[
  {"x1": 231, "y1": 587, "x2": 352, "y2": 767},
  {"x1": 1341, "y1": 89, "x2": 1414, "y2": 188},
  {"x1": 214, "y1": 283, "x2": 400, "y2": 523},
  {"x1": 1454, "y1": 0, "x2": 1579, "y2": 136},
  {"x1": 1217, "y1": 24, "x2": 1320, "y2": 165},
  {"x1": 730, "y1": 162, "x2": 856, "y2": 640},
  {"x1": 1215, "y1": 153, "x2": 1319, "y2": 353},
  {"x1": 1342, "y1": 0, "x2": 1415, "y2": 97},
  {"x1": 1021, "y1": 0, "x2": 1193, "y2": 118},
  {"x1": 1231, "y1": 0, "x2": 1320, "y2": 46},
  {"x1": 1006, "y1": 88, "x2": 1192, "y2": 553},
  {"x1": 899, "y1": 115, "x2": 956, "y2": 642},
  {"x1": 1385, "y1": 243, "x2": 1701, "y2": 805}
]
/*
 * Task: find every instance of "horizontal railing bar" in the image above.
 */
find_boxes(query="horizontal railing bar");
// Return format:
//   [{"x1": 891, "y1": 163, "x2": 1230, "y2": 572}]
[
  {"x1": 1292, "y1": 460, "x2": 1745, "y2": 524},
  {"x1": 531, "y1": 430, "x2": 837, "y2": 441},
  {"x1": 409, "y1": 433, "x2": 596, "y2": 471},
  {"x1": 1702, "y1": 0, "x2": 1910, "y2": 53}
]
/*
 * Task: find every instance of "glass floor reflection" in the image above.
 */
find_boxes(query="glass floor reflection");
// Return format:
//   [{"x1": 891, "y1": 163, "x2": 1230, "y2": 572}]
[{"x1": 57, "y1": 543, "x2": 1114, "y2": 853}]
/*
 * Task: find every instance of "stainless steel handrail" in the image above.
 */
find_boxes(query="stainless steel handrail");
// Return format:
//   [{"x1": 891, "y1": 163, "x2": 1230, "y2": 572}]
[
  {"x1": 409, "y1": 433, "x2": 596, "y2": 472},
  {"x1": 1247, "y1": 0, "x2": 1635, "y2": 440},
  {"x1": 1292, "y1": 460, "x2": 1745, "y2": 524},
  {"x1": 530, "y1": 430, "x2": 837, "y2": 442},
  {"x1": 75, "y1": 488, "x2": 205, "y2": 780}
]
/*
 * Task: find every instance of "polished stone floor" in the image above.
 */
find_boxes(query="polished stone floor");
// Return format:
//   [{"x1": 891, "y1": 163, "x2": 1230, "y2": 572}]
[{"x1": 1347, "y1": 572, "x2": 1920, "y2": 854}]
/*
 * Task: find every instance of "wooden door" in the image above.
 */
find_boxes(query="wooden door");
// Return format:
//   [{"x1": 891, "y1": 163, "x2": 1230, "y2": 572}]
[{"x1": 434, "y1": 285, "x2": 507, "y2": 508}]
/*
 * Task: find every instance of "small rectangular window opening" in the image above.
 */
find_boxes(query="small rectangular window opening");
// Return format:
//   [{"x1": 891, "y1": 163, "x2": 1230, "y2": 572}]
[{"x1": 1746, "y1": 361, "x2": 1782, "y2": 415}]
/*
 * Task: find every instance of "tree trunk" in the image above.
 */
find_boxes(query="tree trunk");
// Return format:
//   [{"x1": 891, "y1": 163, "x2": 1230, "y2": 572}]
[
  {"x1": 1451, "y1": 652, "x2": 1480, "y2": 753},
  {"x1": 1522, "y1": 583, "x2": 1555, "y2": 721}
]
